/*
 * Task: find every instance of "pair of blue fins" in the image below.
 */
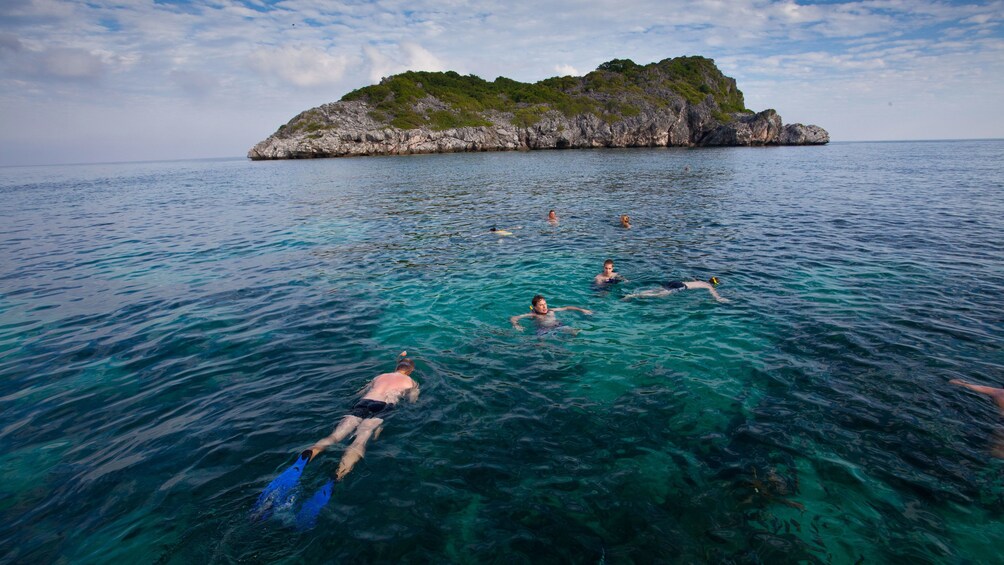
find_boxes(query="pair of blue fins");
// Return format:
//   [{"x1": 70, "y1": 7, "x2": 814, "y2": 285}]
[{"x1": 250, "y1": 450, "x2": 333, "y2": 530}]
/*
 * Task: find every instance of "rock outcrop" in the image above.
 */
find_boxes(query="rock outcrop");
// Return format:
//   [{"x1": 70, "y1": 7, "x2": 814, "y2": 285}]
[{"x1": 249, "y1": 56, "x2": 828, "y2": 160}]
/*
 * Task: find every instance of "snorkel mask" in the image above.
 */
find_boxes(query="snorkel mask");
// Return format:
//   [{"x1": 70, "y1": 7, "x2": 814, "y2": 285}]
[{"x1": 708, "y1": 276, "x2": 720, "y2": 286}]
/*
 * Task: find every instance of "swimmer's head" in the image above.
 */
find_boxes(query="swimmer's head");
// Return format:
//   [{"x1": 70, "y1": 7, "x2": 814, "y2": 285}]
[
  {"x1": 531, "y1": 294, "x2": 548, "y2": 314},
  {"x1": 603, "y1": 259, "x2": 614, "y2": 273},
  {"x1": 396, "y1": 357, "x2": 415, "y2": 374},
  {"x1": 708, "y1": 276, "x2": 720, "y2": 286},
  {"x1": 620, "y1": 215, "x2": 630, "y2": 227},
  {"x1": 548, "y1": 210, "x2": 557, "y2": 220},
  {"x1": 490, "y1": 227, "x2": 498, "y2": 232}
]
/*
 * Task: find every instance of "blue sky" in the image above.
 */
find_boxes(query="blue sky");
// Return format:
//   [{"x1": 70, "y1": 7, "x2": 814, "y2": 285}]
[{"x1": 1, "y1": 0, "x2": 1002, "y2": 165}]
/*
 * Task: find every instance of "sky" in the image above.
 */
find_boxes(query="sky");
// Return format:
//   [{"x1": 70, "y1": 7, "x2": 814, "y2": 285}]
[{"x1": 1, "y1": 0, "x2": 1002, "y2": 166}]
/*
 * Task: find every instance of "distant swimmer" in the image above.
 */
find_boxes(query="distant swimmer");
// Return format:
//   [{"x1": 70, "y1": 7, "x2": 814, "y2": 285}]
[
  {"x1": 950, "y1": 380, "x2": 1004, "y2": 458},
  {"x1": 950, "y1": 380, "x2": 1004, "y2": 413},
  {"x1": 624, "y1": 277, "x2": 728, "y2": 303},
  {"x1": 620, "y1": 215, "x2": 631, "y2": 229},
  {"x1": 489, "y1": 226, "x2": 521, "y2": 237},
  {"x1": 594, "y1": 259, "x2": 626, "y2": 285},
  {"x1": 510, "y1": 294, "x2": 592, "y2": 334},
  {"x1": 547, "y1": 209, "x2": 558, "y2": 224},
  {"x1": 252, "y1": 352, "x2": 420, "y2": 528}
]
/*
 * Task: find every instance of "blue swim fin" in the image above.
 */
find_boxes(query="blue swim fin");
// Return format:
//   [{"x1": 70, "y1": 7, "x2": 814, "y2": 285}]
[
  {"x1": 295, "y1": 480, "x2": 334, "y2": 530},
  {"x1": 251, "y1": 450, "x2": 311, "y2": 521}
]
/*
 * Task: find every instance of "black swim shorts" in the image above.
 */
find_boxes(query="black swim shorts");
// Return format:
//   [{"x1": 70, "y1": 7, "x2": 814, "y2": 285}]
[
  {"x1": 348, "y1": 399, "x2": 393, "y2": 419},
  {"x1": 661, "y1": 280, "x2": 688, "y2": 293}
]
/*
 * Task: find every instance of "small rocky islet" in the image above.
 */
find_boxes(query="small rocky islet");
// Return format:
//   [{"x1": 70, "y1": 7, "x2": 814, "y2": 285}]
[{"x1": 248, "y1": 56, "x2": 829, "y2": 160}]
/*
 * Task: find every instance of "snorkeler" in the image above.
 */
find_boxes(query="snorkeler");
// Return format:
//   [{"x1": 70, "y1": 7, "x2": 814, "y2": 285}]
[
  {"x1": 510, "y1": 294, "x2": 592, "y2": 333},
  {"x1": 594, "y1": 259, "x2": 626, "y2": 285},
  {"x1": 950, "y1": 380, "x2": 1004, "y2": 412},
  {"x1": 623, "y1": 277, "x2": 728, "y2": 303},
  {"x1": 620, "y1": 215, "x2": 631, "y2": 229},
  {"x1": 252, "y1": 352, "x2": 420, "y2": 528},
  {"x1": 488, "y1": 226, "x2": 521, "y2": 237},
  {"x1": 547, "y1": 209, "x2": 558, "y2": 224}
]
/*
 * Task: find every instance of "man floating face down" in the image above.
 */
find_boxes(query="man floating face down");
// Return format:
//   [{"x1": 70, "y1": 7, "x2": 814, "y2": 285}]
[{"x1": 252, "y1": 352, "x2": 420, "y2": 528}]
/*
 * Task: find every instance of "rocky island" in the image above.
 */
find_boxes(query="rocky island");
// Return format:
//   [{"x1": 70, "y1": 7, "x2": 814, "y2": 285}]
[{"x1": 248, "y1": 56, "x2": 828, "y2": 160}]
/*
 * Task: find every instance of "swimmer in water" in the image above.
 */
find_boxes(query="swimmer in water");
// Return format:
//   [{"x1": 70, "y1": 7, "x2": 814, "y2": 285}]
[
  {"x1": 488, "y1": 226, "x2": 521, "y2": 237},
  {"x1": 594, "y1": 259, "x2": 626, "y2": 285},
  {"x1": 950, "y1": 380, "x2": 1004, "y2": 458},
  {"x1": 623, "y1": 277, "x2": 728, "y2": 303},
  {"x1": 547, "y1": 209, "x2": 558, "y2": 225},
  {"x1": 252, "y1": 352, "x2": 420, "y2": 527},
  {"x1": 510, "y1": 294, "x2": 592, "y2": 333},
  {"x1": 620, "y1": 215, "x2": 631, "y2": 229}
]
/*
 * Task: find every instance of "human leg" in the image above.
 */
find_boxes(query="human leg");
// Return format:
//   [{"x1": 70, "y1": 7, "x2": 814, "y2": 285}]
[
  {"x1": 336, "y1": 417, "x2": 384, "y2": 480},
  {"x1": 308, "y1": 415, "x2": 362, "y2": 460},
  {"x1": 623, "y1": 288, "x2": 670, "y2": 300}
]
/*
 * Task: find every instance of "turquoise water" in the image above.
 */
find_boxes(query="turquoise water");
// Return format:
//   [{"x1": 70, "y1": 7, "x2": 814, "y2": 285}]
[{"x1": 1, "y1": 142, "x2": 1002, "y2": 563}]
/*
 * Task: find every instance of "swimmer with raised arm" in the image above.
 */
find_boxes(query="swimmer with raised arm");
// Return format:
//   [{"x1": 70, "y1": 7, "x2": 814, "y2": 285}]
[
  {"x1": 950, "y1": 380, "x2": 1004, "y2": 413},
  {"x1": 510, "y1": 294, "x2": 592, "y2": 333},
  {"x1": 594, "y1": 259, "x2": 626, "y2": 285},
  {"x1": 624, "y1": 277, "x2": 728, "y2": 303},
  {"x1": 951, "y1": 380, "x2": 1004, "y2": 458}
]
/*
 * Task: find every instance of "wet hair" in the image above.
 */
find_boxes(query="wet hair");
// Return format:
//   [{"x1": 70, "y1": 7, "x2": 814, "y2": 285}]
[
  {"x1": 396, "y1": 357, "x2": 415, "y2": 372},
  {"x1": 603, "y1": 259, "x2": 614, "y2": 267},
  {"x1": 531, "y1": 294, "x2": 545, "y2": 308}
]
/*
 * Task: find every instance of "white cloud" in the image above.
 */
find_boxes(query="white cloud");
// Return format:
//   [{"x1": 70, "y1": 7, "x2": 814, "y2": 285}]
[
  {"x1": 0, "y1": 35, "x2": 109, "y2": 82},
  {"x1": 249, "y1": 46, "x2": 354, "y2": 88},
  {"x1": 364, "y1": 41, "x2": 445, "y2": 82},
  {"x1": 1, "y1": 0, "x2": 1003, "y2": 164},
  {"x1": 554, "y1": 64, "x2": 580, "y2": 76}
]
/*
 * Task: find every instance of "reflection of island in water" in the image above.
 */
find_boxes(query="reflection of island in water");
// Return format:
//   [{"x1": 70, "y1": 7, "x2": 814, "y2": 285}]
[
  {"x1": 249, "y1": 56, "x2": 828, "y2": 161},
  {"x1": 951, "y1": 379, "x2": 1004, "y2": 458}
]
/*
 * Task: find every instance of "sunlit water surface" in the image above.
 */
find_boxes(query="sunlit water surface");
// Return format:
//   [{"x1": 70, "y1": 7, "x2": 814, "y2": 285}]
[{"x1": 1, "y1": 141, "x2": 1003, "y2": 563}]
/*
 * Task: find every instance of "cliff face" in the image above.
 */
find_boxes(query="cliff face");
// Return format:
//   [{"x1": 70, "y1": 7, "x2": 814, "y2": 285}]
[{"x1": 249, "y1": 56, "x2": 828, "y2": 160}]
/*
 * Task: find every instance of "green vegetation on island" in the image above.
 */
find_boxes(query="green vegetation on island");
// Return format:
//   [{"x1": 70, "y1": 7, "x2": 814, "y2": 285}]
[{"x1": 330, "y1": 55, "x2": 751, "y2": 131}]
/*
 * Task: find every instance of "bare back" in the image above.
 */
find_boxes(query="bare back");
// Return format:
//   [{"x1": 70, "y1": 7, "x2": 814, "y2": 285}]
[{"x1": 362, "y1": 371, "x2": 417, "y2": 404}]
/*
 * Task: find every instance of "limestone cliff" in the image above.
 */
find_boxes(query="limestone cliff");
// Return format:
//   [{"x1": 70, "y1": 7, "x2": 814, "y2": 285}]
[{"x1": 249, "y1": 56, "x2": 828, "y2": 160}]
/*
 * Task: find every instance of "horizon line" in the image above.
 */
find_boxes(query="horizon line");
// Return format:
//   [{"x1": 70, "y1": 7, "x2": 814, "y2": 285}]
[{"x1": 2, "y1": 137, "x2": 1002, "y2": 169}]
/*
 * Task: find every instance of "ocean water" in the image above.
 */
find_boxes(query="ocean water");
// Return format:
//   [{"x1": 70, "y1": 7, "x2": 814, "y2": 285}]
[{"x1": 1, "y1": 141, "x2": 1002, "y2": 563}]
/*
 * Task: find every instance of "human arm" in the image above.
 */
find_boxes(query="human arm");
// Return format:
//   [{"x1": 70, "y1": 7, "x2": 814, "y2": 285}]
[
  {"x1": 408, "y1": 383, "x2": 420, "y2": 403},
  {"x1": 510, "y1": 313, "x2": 532, "y2": 330},
  {"x1": 951, "y1": 380, "x2": 1004, "y2": 409},
  {"x1": 553, "y1": 306, "x2": 593, "y2": 315},
  {"x1": 684, "y1": 281, "x2": 729, "y2": 303}
]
